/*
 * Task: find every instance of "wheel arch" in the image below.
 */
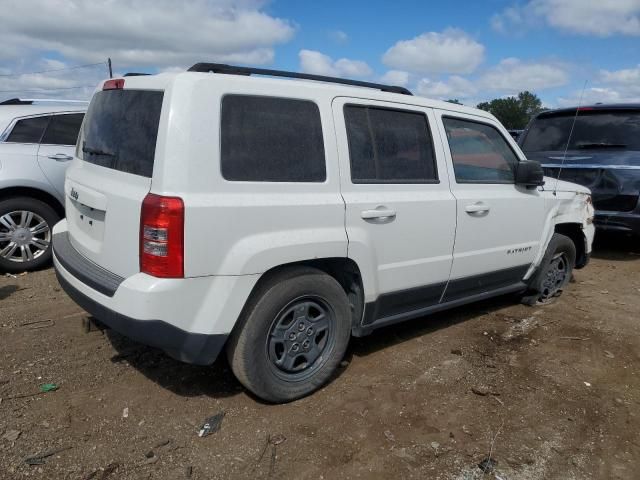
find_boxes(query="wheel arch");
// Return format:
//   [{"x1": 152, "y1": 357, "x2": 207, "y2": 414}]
[
  {"x1": 0, "y1": 186, "x2": 64, "y2": 218},
  {"x1": 554, "y1": 222, "x2": 588, "y2": 268},
  {"x1": 238, "y1": 258, "x2": 366, "y2": 335}
]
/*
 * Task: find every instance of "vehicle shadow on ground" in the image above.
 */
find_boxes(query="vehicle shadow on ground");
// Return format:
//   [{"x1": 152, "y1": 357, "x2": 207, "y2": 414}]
[
  {"x1": 0, "y1": 284, "x2": 19, "y2": 301},
  {"x1": 348, "y1": 293, "x2": 519, "y2": 359},
  {"x1": 104, "y1": 329, "x2": 244, "y2": 400},
  {"x1": 592, "y1": 232, "x2": 640, "y2": 261},
  {"x1": 100, "y1": 294, "x2": 524, "y2": 401}
]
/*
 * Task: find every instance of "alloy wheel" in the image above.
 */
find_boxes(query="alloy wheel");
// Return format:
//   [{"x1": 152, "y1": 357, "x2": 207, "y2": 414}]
[{"x1": 0, "y1": 210, "x2": 51, "y2": 263}]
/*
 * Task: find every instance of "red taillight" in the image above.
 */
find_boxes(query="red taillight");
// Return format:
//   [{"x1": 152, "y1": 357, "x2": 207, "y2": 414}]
[
  {"x1": 140, "y1": 194, "x2": 184, "y2": 278},
  {"x1": 103, "y1": 79, "x2": 125, "y2": 90}
]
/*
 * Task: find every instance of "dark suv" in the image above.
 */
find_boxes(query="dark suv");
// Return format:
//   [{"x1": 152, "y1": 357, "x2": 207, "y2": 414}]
[{"x1": 520, "y1": 104, "x2": 640, "y2": 235}]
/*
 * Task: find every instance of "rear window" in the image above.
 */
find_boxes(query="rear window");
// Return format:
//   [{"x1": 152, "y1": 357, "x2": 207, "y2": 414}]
[
  {"x1": 42, "y1": 113, "x2": 84, "y2": 145},
  {"x1": 6, "y1": 116, "x2": 50, "y2": 143},
  {"x1": 78, "y1": 90, "x2": 163, "y2": 177},
  {"x1": 221, "y1": 95, "x2": 326, "y2": 182},
  {"x1": 521, "y1": 110, "x2": 640, "y2": 152}
]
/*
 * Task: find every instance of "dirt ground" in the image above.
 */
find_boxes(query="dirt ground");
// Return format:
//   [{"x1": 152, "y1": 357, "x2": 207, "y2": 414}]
[{"x1": 1, "y1": 234, "x2": 639, "y2": 480}]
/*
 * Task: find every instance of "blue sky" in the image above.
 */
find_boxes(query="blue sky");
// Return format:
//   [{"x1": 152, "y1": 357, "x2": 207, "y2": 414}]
[{"x1": 1, "y1": 0, "x2": 640, "y2": 107}]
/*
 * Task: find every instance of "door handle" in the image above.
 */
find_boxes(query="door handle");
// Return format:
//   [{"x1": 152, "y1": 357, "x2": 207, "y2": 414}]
[
  {"x1": 361, "y1": 207, "x2": 397, "y2": 221},
  {"x1": 465, "y1": 202, "x2": 490, "y2": 214},
  {"x1": 47, "y1": 153, "x2": 73, "y2": 161}
]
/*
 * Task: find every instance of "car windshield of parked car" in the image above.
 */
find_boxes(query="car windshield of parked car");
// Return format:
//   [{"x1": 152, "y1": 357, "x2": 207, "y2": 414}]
[{"x1": 521, "y1": 110, "x2": 640, "y2": 152}]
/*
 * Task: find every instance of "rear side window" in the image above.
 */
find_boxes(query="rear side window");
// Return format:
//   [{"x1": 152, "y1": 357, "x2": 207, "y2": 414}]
[
  {"x1": 221, "y1": 95, "x2": 326, "y2": 182},
  {"x1": 344, "y1": 105, "x2": 438, "y2": 183},
  {"x1": 79, "y1": 90, "x2": 163, "y2": 178},
  {"x1": 42, "y1": 113, "x2": 84, "y2": 145},
  {"x1": 521, "y1": 110, "x2": 640, "y2": 152},
  {"x1": 6, "y1": 116, "x2": 50, "y2": 143},
  {"x1": 443, "y1": 117, "x2": 518, "y2": 184}
]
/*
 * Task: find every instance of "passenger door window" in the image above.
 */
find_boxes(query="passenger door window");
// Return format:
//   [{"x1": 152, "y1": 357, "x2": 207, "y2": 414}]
[
  {"x1": 220, "y1": 95, "x2": 326, "y2": 182},
  {"x1": 443, "y1": 117, "x2": 518, "y2": 184},
  {"x1": 344, "y1": 105, "x2": 438, "y2": 183},
  {"x1": 41, "y1": 113, "x2": 84, "y2": 146},
  {"x1": 5, "y1": 116, "x2": 51, "y2": 143}
]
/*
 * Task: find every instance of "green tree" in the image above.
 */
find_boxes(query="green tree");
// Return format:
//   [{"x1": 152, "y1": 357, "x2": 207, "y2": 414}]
[{"x1": 476, "y1": 91, "x2": 544, "y2": 129}]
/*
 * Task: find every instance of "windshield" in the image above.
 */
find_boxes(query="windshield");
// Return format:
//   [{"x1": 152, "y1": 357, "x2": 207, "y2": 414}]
[
  {"x1": 78, "y1": 89, "x2": 163, "y2": 177},
  {"x1": 521, "y1": 110, "x2": 640, "y2": 152}
]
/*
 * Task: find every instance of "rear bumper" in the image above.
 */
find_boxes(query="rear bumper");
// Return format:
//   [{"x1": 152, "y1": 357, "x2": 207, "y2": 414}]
[
  {"x1": 52, "y1": 220, "x2": 260, "y2": 365},
  {"x1": 55, "y1": 269, "x2": 227, "y2": 365}
]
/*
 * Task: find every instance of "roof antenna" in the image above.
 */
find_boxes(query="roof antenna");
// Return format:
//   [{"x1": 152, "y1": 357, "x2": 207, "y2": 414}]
[{"x1": 553, "y1": 80, "x2": 587, "y2": 196}]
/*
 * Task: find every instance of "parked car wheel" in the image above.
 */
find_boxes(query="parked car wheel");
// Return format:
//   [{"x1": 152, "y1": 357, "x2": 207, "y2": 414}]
[
  {"x1": 523, "y1": 233, "x2": 576, "y2": 305},
  {"x1": 227, "y1": 267, "x2": 351, "y2": 403},
  {"x1": 0, "y1": 197, "x2": 59, "y2": 273}
]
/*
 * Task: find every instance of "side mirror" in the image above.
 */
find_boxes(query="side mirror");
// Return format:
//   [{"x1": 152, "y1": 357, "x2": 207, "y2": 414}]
[{"x1": 515, "y1": 159, "x2": 544, "y2": 188}]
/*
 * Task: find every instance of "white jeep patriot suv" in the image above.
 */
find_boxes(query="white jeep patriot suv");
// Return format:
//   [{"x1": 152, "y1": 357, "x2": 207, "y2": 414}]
[{"x1": 53, "y1": 64, "x2": 594, "y2": 402}]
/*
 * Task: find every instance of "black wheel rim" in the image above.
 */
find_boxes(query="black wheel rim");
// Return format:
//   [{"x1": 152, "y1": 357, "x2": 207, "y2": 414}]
[
  {"x1": 266, "y1": 296, "x2": 336, "y2": 382},
  {"x1": 540, "y1": 252, "x2": 569, "y2": 301}
]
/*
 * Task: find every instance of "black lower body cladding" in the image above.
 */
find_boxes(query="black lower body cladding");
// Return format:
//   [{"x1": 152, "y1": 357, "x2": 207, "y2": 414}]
[{"x1": 56, "y1": 271, "x2": 227, "y2": 365}]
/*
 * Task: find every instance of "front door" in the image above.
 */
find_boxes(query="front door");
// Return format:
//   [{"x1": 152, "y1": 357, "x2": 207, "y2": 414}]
[
  {"x1": 37, "y1": 113, "x2": 84, "y2": 197},
  {"x1": 333, "y1": 97, "x2": 456, "y2": 325},
  {"x1": 435, "y1": 111, "x2": 545, "y2": 302}
]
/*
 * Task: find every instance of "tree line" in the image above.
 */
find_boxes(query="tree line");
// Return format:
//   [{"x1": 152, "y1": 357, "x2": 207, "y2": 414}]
[{"x1": 446, "y1": 91, "x2": 545, "y2": 130}]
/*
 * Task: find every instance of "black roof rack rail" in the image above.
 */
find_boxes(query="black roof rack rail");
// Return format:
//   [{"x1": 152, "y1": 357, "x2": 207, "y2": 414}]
[
  {"x1": 187, "y1": 63, "x2": 413, "y2": 96},
  {"x1": 0, "y1": 98, "x2": 33, "y2": 105},
  {"x1": 124, "y1": 72, "x2": 151, "y2": 77}
]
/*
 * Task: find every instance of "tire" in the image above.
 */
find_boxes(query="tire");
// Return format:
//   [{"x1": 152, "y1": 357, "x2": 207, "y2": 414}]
[
  {"x1": 522, "y1": 233, "x2": 576, "y2": 305},
  {"x1": 0, "y1": 197, "x2": 60, "y2": 273},
  {"x1": 226, "y1": 267, "x2": 351, "y2": 403}
]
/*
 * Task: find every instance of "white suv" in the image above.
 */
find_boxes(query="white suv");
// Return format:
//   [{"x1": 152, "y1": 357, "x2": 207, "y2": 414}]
[
  {"x1": 52, "y1": 65, "x2": 594, "y2": 402},
  {"x1": 0, "y1": 99, "x2": 86, "y2": 272}
]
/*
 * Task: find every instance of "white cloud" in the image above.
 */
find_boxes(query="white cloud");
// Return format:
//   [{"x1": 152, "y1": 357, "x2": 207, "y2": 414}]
[
  {"x1": 382, "y1": 29, "x2": 485, "y2": 75},
  {"x1": 328, "y1": 30, "x2": 349, "y2": 44},
  {"x1": 479, "y1": 58, "x2": 569, "y2": 93},
  {"x1": 556, "y1": 64, "x2": 640, "y2": 106},
  {"x1": 0, "y1": 59, "x2": 106, "y2": 101},
  {"x1": 493, "y1": 0, "x2": 640, "y2": 36},
  {"x1": 298, "y1": 50, "x2": 372, "y2": 78},
  {"x1": 0, "y1": 0, "x2": 296, "y2": 69},
  {"x1": 416, "y1": 75, "x2": 477, "y2": 100},
  {"x1": 557, "y1": 87, "x2": 640, "y2": 107},
  {"x1": 600, "y1": 64, "x2": 640, "y2": 86},
  {"x1": 379, "y1": 70, "x2": 410, "y2": 87}
]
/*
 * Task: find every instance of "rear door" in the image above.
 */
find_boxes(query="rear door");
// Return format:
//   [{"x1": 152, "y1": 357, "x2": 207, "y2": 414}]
[
  {"x1": 435, "y1": 111, "x2": 545, "y2": 301},
  {"x1": 37, "y1": 112, "x2": 84, "y2": 197},
  {"x1": 65, "y1": 88, "x2": 164, "y2": 278},
  {"x1": 333, "y1": 98, "x2": 456, "y2": 324}
]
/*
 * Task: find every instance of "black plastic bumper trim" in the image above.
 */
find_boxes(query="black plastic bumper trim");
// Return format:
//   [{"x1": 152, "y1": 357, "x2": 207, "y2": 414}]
[
  {"x1": 52, "y1": 232, "x2": 124, "y2": 297},
  {"x1": 55, "y1": 270, "x2": 227, "y2": 365}
]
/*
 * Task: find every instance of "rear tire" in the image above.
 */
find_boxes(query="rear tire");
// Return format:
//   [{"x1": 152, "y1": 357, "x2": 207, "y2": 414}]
[
  {"x1": 522, "y1": 233, "x2": 576, "y2": 305},
  {"x1": 0, "y1": 197, "x2": 59, "y2": 273},
  {"x1": 226, "y1": 267, "x2": 351, "y2": 403}
]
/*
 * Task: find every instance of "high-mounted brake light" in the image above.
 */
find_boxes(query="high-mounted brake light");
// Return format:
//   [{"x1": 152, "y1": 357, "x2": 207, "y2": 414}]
[
  {"x1": 577, "y1": 107, "x2": 594, "y2": 112},
  {"x1": 103, "y1": 79, "x2": 125, "y2": 90},
  {"x1": 140, "y1": 194, "x2": 184, "y2": 278}
]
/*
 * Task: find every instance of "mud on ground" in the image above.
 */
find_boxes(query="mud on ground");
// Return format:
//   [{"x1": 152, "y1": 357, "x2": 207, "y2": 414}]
[{"x1": 0, "y1": 234, "x2": 639, "y2": 479}]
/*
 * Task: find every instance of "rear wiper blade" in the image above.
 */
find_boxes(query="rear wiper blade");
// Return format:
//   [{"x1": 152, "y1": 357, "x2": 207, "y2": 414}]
[
  {"x1": 82, "y1": 145, "x2": 116, "y2": 157},
  {"x1": 576, "y1": 142, "x2": 627, "y2": 149}
]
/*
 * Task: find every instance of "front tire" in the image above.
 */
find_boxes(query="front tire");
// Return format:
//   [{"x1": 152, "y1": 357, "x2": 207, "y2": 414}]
[
  {"x1": 523, "y1": 233, "x2": 576, "y2": 305},
  {"x1": 226, "y1": 267, "x2": 351, "y2": 403},
  {"x1": 0, "y1": 197, "x2": 59, "y2": 273}
]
